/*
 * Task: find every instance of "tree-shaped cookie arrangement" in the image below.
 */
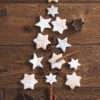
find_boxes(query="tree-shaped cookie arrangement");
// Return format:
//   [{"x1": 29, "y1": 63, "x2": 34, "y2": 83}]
[{"x1": 20, "y1": 0, "x2": 83, "y2": 95}]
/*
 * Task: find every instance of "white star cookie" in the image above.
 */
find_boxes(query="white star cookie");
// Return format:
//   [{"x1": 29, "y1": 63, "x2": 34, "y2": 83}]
[
  {"x1": 45, "y1": 73, "x2": 57, "y2": 85},
  {"x1": 21, "y1": 74, "x2": 38, "y2": 90},
  {"x1": 51, "y1": 60, "x2": 65, "y2": 69},
  {"x1": 47, "y1": 5, "x2": 59, "y2": 17},
  {"x1": 68, "y1": 58, "x2": 81, "y2": 70},
  {"x1": 48, "y1": 53, "x2": 65, "y2": 69},
  {"x1": 29, "y1": 53, "x2": 43, "y2": 70},
  {"x1": 48, "y1": 0, "x2": 59, "y2": 3},
  {"x1": 56, "y1": 37, "x2": 72, "y2": 52},
  {"x1": 35, "y1": 16, "x2": 51, "y2": 32},
  {"x1": 33, "y1": 33, "x2": 51, "y2": 50},
  {"x1": 49, "y1": 53, "x2": 62, "y2": 64},
  {"x1": 65, "y1": 72, "x2": 82, "y2": 90},
  {"x1": 51, "y1": 17, "x2": 68, "y2": 34}
]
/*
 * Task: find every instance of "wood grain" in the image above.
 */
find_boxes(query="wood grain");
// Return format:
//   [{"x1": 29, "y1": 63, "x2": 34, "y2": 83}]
[
  {"x1": 56, "y1": 87, "x2": 100, "y2": 100},
  {"x1": 0, "y1": 2, "x2": 100, "y2": 100},
  {"x1": 0, "y1": 45, "x2": 100, "y2": 88},
  {"x1": 0, "y1": 4, "x2": 100, "y2": 45},
  {"x1": 3, "y1": 87, "x2": 100, "y2": 100}
]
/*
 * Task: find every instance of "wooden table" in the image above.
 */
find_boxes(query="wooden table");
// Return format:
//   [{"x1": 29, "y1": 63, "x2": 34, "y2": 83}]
[{"x1": 0, "y1": 0, "x2": 100, "y2": 100}]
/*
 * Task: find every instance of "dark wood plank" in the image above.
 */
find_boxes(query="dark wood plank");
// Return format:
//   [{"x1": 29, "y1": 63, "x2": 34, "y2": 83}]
[
  {"x1": 0, "y1": 4, "x2": 100, "y2": 45},
  {"x1": 4, "y1": 88, "x2": 48, "y2": 100},
  {"x1": 0, "y1": 45, "x2": 100, "y2": 88},
  {"x1": 0, "y1": 89, "x2": 4, "y2": 100},
  {"x1": 3, "y1": 87, "x2": 100, "y2": 100}
]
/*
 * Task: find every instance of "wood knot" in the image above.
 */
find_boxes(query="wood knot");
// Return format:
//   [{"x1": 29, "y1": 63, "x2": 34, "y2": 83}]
[
  {"x1": 23, "y1": 25, "x2": 33, "y2": 32},
  {"x1": 72, "y1": 18, "x2": 84, "y2": 32},
  {"x1": 68, "y1": 18, "x2": 84, "y2": 32},
  {"x1": 0, "y1": 8, "x2": 7, "y2": 17}
]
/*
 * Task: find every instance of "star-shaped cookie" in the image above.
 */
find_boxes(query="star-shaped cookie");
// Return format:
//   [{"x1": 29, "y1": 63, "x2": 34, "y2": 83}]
[
  {"x1": 65, "y1": 72, "x2": 82, "y2": 90},
  {"x1": 48, "y1": 53, "x2": 65, "y2": 69},
  {"x1": 48, "y1": 0, "x2": 59, "y2": 3},
  {"x1": 51, "y1": 17, "x2": 68, "y2": 34},
  {"x1": 68, "y1": 58, "x2": 81, "y2": 70},
  {"x1": 29, "y1": 53, "x2": 43, "y2": 70},
  {"x1": 56, "y1": 37, "x2": 72, "y2": 52},
  {"x1": 49, "y1": 53, "x2": 62, "y2": 64},
  {"x1": 47, "y1": 5, "x2": 59, "y2": 17},
  {"x1": 51, "y1": 60, "x2": 65, "y2": 69},
  {"x1": 33, "y1": 33, "x2": 51, "y2": 50},
  {"x1": 35, "y1": 16, "x2": 51, "y2": 32},
  {"x1": 21, "y1": 74, "x2": 38, "y2": 90},
  {"x1": 45, "y1": 73, "x2": 57, "y2": 85}
]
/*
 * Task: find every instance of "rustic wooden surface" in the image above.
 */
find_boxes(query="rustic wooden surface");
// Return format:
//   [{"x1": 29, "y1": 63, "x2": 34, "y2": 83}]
[{"x1": 0, "y1": 1, "x2": 100, "y2": 100}]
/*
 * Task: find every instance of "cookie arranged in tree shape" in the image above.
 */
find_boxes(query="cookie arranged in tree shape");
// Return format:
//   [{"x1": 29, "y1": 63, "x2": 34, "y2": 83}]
[{"x1": 21, "y1": 0, "x2": 82, "y2": 90}]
